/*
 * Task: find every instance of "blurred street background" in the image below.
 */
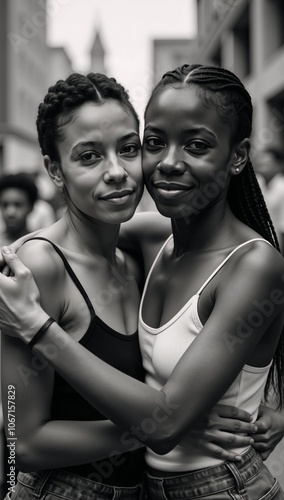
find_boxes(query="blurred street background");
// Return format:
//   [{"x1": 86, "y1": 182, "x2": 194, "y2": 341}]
[{"x1": 1, "y1": 0, "x2": 284, "y2": 496}]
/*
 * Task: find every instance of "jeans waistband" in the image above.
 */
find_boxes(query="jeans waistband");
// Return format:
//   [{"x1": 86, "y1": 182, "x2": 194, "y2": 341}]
[
  {"x1": 17, "y1": 469, "x2": 143, "y2": 500},
  {"x1": 146, "y1": 447, "x2": 261, "y2": 496}
]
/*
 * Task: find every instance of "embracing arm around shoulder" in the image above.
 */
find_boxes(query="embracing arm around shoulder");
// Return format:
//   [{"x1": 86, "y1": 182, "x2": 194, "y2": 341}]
[
  {"x1": 1, "y1": 242, "x2": 143, "y2": 472},
  {"x1": 2, "y1": 243, "x2": 284, "y2": 456}
]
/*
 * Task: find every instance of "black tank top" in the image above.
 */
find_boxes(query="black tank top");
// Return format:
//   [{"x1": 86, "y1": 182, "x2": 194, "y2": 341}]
[{"x1": 26, "y1": 238, "x2": 145, "y2": 485}]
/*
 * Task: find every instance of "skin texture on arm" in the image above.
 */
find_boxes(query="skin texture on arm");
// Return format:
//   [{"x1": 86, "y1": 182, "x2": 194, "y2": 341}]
[{"x1": 1, "y1": 243, "x2": 283, "y2": 456}]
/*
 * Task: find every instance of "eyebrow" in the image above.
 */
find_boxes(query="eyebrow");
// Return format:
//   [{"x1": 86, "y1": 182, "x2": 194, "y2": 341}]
[
  {"x1": 72, "y1": 132, "x2": 140, "y2": 152},
  {"x1": 144, "y1": 125, "x2": 217, "y2": 141},
  {"x1": 144, "y1": 125, "x2": 164, "y2": 134},
  {"x1": 182, "y1": 127, "x2": 217, "y2": 140}
]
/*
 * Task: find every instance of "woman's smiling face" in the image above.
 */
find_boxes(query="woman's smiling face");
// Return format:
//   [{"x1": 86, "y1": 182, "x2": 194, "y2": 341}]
[
  {"x1": 55, "y1": 100, "x2": 143, "y2": 224},
  {"x1": 142, "y1": 85, "x2": 236, "y2": 220}
]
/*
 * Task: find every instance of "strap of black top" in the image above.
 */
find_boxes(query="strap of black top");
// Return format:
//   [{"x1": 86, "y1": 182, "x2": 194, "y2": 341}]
[{"x1": 22, "y1": 237, "x2": 96, "y2": 318}]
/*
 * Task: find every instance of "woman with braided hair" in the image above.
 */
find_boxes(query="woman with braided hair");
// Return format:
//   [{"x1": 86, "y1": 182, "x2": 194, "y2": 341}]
[{"x1": 1, "y1": 64, "x2": 284, "y2": 498}]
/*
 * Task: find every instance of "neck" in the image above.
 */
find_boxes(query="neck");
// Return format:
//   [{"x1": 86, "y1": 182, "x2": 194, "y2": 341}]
[
  {"x1": 62, "y1": 208, "x2": 120, "y2": 265},
  {"x1": 171, "y1": 200, "x2": 237, "y2": 257}
]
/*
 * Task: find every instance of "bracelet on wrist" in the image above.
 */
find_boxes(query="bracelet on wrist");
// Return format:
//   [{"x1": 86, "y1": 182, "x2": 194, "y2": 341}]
[{"x1": 28, "y1": 317, "x2": 55, "y2": 350}]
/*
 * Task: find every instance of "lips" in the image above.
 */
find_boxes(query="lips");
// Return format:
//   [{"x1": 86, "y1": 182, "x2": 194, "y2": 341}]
[
  {"x1": 154, "y1": 182, "x2": 190, "y2": 191},
  {"x1": 153, "y1": 181, "x2": 194, "y2": 200},
  {"x1": 100, "y1": 189, "x2": 134, "y2": 200}
]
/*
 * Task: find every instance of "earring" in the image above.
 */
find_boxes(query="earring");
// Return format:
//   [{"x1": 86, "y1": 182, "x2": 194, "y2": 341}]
[{"x1": 235, "y1": 167, "x2": 240, "y2": 173}]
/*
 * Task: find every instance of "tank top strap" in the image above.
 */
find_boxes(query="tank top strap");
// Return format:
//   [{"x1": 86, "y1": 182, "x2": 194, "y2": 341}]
[
  {"x1": 140, "y1": 234, "x2": 172, "y2": 308},
  {"x1": 22, "y1": 237, "x2": 96, "y2": 318},
  {"x1": 197, "y1": 238, "x2": 272, "y2": 296}
]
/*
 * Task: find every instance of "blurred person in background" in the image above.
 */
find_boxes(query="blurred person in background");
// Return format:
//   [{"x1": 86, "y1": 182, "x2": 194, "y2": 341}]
[
  {"x1": 254, "y1": 147, "x2": 284, "y2": 252},
  {"x1": 0, "y1": 173, "x2": 38, "y2": 246}
]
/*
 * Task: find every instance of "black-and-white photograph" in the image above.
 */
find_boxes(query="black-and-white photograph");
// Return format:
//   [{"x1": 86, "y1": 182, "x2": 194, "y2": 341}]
[{"x1": 1, "y1": 1, "x2": 284, "y2": 498}]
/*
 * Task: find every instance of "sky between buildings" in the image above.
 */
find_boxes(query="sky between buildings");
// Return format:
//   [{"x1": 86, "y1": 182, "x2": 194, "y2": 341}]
[{"x1": 47, "y1": 0, "x2": 197, "y2": 118}]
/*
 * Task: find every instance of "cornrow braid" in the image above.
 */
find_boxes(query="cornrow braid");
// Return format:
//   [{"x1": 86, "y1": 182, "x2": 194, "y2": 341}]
[
  {"x1": 228, "y1": 159, "x2": 280, "y2": 250},
  {"x1": 146, "y1": 63, "x2": 284, "y2": 407},
  {"x1": 36, "y1": 72, "x2": 139, "y2": 163}
]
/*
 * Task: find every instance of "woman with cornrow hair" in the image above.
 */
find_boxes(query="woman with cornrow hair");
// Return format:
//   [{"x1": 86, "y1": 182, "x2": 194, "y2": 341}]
[{"x1": 1, "y1": 64, "x2": 284, "y2": 498}]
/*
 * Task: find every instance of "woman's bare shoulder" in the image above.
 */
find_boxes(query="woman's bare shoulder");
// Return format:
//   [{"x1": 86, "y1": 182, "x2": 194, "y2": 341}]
[
  {"x1": 17, "y1": 237, "x2": 64, "y2": 285},
  {"x1": 238, "y1": 240, "x2": 283, "y2": 277},
  {"x1": 220, "y1": 239, "x2": 284, "y2": 298}
]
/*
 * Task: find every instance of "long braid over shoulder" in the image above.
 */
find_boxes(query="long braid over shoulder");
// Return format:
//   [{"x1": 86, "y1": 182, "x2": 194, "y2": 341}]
[
  {"x1": 36, "y1": 72, "x2": 139, "y2": 163},
  {"x1": 147, "y1": 63, "x2": 284, "y2": 406}
]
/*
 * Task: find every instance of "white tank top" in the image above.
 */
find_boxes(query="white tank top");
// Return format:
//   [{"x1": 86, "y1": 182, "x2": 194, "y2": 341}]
[{"x1": 139, "y1": 237, "x2": 272, "y2": 472}]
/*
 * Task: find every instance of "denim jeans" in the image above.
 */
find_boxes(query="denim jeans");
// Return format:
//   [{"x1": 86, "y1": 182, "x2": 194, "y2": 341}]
[
  {"x1": 146, "y1": 448, "x2": 284, "y2": 500},
  {"x1": 5, "y1": 469, "x2": 145, "y2": 500}
]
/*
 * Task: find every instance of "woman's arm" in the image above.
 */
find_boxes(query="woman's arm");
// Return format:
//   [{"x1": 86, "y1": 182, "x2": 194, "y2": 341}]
[
  {"x1": 1, "y1": 244, "x2": 284, "y2": 455},
  {"x1": 2, "y1": 334, "x2": 140, "y2": 472},
  {"x1": 119, "y1": 212, "x2": 171, "y2": 253}
]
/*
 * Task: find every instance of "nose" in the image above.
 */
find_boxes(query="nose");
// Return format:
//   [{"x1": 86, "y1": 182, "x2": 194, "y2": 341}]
[
  {"x1": 5, "y1": 204, "x2": 17, "y2": 217},
  {"x1": 104, "y1": 157, "x2": 128, "y2": 183},
  {"x1": 157, "y1": 147, "x2": 185, "y2": 175}
]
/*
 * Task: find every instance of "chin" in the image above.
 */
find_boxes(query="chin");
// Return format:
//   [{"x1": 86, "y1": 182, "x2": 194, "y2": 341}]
[
  {"x1": 155, "y1": 203, "x2": 196, "y2": 222},
  {"x1": 106, "y1": 207, "x2": 137, "y2": 224}
]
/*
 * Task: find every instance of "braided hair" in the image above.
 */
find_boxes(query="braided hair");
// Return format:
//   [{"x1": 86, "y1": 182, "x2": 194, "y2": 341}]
[
  {"x1": 36, "y1": 72, "x2": 139, "y2": 163},
  {"x1": 147, "y1": 63, "x2": 284, "y2": 407}
]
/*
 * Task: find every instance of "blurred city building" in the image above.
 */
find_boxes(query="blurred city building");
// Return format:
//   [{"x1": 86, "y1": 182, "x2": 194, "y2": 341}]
[
  {"x1": 195, "y1": 0, "x2": 284, "y2": 154},
  {"x1": 90, "y1": 29, "x2": 106, "y2": 74},
  {"x1": 0, "y1": 0, "x2": 49, "y2": 172},
  {"x1": 0, "y1": 0, "x2": 73, "y2": 174}
]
